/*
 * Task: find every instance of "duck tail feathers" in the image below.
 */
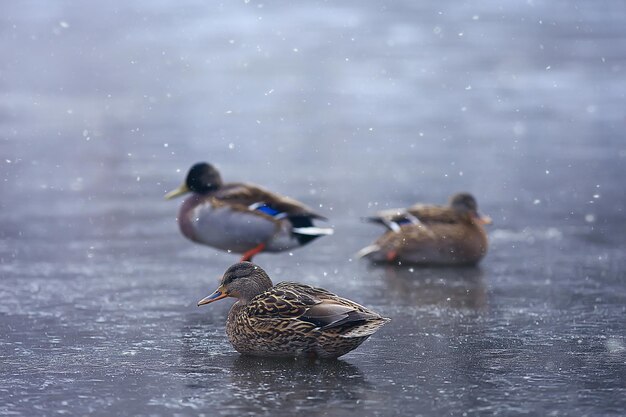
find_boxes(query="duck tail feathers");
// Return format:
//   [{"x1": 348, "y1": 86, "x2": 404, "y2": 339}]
[
  {"x1": 362, "y1": 216, "x2": 383, "y2": 224},
  {"x1": 292, "y1": 226, "x2": 334, "y2": 236},
  {"x1": 292, "y1": 226, "x2": 333, "y2": 245},
  {"x1": 340, "y1": 317, "x2": 390, "y2": 338},
  {"x1": 361, "y1": 216, "x2": 401, "y2": 232},
  {"x1": 356, "y1": 244, "x2": 381, "y2": 259}
]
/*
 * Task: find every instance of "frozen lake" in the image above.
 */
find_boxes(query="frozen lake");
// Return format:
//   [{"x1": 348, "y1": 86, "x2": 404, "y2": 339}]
[{"x1": 1, "y1": 1, "x2": 625, "y2": 415}]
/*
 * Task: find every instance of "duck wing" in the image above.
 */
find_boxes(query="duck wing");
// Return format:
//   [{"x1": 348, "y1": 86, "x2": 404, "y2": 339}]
[
  {"x1": 300, "y1": 302, "x2": 382, "y2": 330},
  {"x1": 365, "y1": 203, "x2": 465, "y2": 234},
  {"x1": 247, "y1": 282, "x2": 382, "y2": 331},
  {"x1": 406, "y1": 204, "x2": 462, "y2": 224},
  {"x1": 363, "y1": 208, "x2": 417, "y2": 231},
  {"x1": 214, "y1": 183, "x2": 327, "y2": 220}
]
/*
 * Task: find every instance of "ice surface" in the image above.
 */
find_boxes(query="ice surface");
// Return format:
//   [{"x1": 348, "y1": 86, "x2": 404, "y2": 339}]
[{"x1": 1, "y1": 0, "x2": 625, "y2": 416}]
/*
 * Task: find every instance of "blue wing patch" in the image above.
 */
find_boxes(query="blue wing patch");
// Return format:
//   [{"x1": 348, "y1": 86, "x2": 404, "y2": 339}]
[
  {"x1": 249, "y1": 203, "x2": 284, "y2": 218},
  {"x1": 395, "y1": 218, "x2": 413, "y2": 226}
]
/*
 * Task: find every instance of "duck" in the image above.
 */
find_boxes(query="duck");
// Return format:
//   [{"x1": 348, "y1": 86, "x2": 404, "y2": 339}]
[
  {"x1": 357, "y1": 192, "x2": 491, "y2": 265},
  {"x1": 197, "y1": 262, "x2": 390, "y2": 358},
  {"x1": 165, "y1": 162, "x2": 333, "y2": 261}
]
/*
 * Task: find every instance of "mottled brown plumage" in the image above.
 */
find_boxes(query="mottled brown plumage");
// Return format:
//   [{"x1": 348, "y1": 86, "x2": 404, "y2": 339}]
[
  {"x1": 212, "y1": 183, "x2": 327, "y2": 220},
  {"x1": 165, "y1": 163, "x2": 332, "y2": 261},
  {"x1": 358, "y1": 192, "x2": 491, "y2": 265},
  {"x1": 197, "y1": 262, "x2": 390, "y2": 358}
]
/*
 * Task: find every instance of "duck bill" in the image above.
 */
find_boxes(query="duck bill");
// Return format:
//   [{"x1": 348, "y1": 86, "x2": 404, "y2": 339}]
[
  {"x1": 164, "y1": 184, "x2": 190, "y2": 200},
  {"x1": 197, "y1": 287, "x2": 228, "y2": 306},
  {"x1": 474, "y1": 213, "x2": 492, "y2": 225}
]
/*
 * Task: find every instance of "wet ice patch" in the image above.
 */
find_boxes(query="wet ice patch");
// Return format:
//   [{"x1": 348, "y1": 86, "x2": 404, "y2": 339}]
[
  {"x1": 606, "y1": 338, "x2": 625, "y2": 354},
  {"x1": 490, "y1": 227, "x2": 563, "y2": 244}
]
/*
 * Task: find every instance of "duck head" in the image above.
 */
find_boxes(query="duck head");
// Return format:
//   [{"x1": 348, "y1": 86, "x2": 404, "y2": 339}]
[
  {"x1": 449, "y1": 192, "x2": 492, "y2": 225},
  {"x1": 165, "y1": 162, "x2": 223, "y2": 199},
  {"x1": 197, "y1": 262, "x2": 274, "y2": 305}
]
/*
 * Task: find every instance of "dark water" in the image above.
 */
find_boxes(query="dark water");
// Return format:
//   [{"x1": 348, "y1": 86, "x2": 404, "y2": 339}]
[{"x1": 1, "y1": 1, "x2": 625, "y2": 416}]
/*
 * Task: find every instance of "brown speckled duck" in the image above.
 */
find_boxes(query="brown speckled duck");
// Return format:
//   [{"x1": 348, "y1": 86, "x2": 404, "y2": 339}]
[
  {"x1": 357, "y1": 192, "x2": 491, "y2": 265},
  {"x1": 165, "y1": 163, "x2": 333, "y2": 261},
  {"x1": 197, "y1": 262, "x2": 390, "y2": 358}
]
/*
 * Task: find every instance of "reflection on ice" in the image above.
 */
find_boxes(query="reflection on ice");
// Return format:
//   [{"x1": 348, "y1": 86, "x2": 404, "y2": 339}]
[
  {"x1": 178, "y1": 317, "x2": 377, "y2": 415},
  {"x1": 378, "y1": 265, "x2": 487, "y2": 310}
]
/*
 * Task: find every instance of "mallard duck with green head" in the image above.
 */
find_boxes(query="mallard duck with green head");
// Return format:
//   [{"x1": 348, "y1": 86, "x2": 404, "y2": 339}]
[
  {"x1": 165, "y1": 163, "x2": 333, "y2": 261},
  {"x1": 358, "y1": 192, "x2": 491, "y2": 265},
  {"x1": 197, "y1": 262, "x2": 390, "y2": 358}
]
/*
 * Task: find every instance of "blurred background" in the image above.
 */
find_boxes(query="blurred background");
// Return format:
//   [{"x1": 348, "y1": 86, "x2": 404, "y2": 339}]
[{"x1": 1, "y1": 1, "x2": 625, "y2": 416}]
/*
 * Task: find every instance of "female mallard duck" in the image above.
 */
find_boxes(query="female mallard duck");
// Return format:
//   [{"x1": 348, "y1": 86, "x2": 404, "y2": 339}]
[
  {"x1": 357, "y1": 192, "x2": 491, "y2": 265},
  {"x1": 165, "y1": 162, "x2": 333, "y2": 261},
  {"x1": 197, "y1": 262, "x2": 390, "y2": 358}
]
